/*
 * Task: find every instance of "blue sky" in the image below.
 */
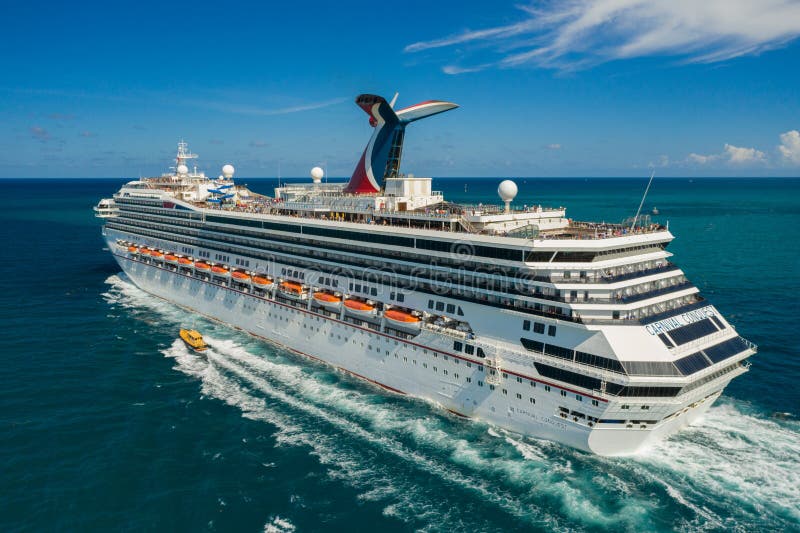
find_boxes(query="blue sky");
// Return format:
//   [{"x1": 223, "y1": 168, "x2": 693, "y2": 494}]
[{"x1": 2, "y1": 0, "x2": 800, "y2": 178}]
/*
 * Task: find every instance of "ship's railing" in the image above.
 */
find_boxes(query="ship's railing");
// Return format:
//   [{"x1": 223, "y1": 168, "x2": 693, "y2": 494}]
[
  {"x1": 539, "y1": 220, "x2": 667, "y2": 240},
  {"x1": 458, "y1": 203, "x2": 564, "y2": 215},
  {"x1": 422, "y1": 322, "x2": 472, "y2": 340},
  {"x1": 539, "y1": 262, "x2": 680, "y2": 284}
]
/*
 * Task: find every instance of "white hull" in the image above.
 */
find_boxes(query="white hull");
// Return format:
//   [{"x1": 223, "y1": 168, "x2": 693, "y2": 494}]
[{"x1": 108, "y1": 243, "x2": 728, "y2": 456}]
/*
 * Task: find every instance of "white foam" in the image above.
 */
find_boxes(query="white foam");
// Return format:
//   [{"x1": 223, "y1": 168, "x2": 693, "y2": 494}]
[
  {"x1": 263, "y1": 516, "x2": 295, "y2": 533},
  {"x1": 636, "y1": 400, "x2": 800, "y2": 526}
]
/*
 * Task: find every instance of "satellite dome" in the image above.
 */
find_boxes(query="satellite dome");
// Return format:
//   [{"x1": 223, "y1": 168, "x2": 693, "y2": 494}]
[
  {"x1": 498, "y1": 179, "x2": 518, "y2": 202},
  {"x1": 222, "y1": 164, "x2": 235, "y2": 178},
  {"x1": 310, "y1": 166, "x2": 324, "y2": 183},
  {"x1": 177, "y1": 164, "x2": 189, "y2": 175}
]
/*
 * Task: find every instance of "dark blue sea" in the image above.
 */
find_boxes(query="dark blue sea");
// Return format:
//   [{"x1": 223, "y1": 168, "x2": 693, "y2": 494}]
[{"x1": 1, "y1": 177, "x2": 798, "y2": 532}]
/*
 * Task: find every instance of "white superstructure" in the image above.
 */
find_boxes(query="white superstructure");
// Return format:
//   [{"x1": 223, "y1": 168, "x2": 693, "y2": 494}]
[{"x1": 96, "y1": 95, "x2": 755, "y2": 456}]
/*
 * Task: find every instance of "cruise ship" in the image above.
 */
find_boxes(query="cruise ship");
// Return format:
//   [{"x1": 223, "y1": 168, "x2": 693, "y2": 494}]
[{"x1": 96, "y1": 93, "x2": 756, "y2": 456}]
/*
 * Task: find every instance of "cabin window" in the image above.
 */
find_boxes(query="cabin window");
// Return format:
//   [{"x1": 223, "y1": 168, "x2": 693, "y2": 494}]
[
  {"x1": 523, "y1": 320, "x2": 531, "y2": 331},
  {"x1": 548, "y1": 325, "x2": 557, "y2": 337}
]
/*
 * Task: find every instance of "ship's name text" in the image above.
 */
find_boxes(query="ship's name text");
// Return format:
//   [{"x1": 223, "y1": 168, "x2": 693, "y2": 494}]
[{"x1": 645, "y1": 306, "x2": 716, "y2": 335}]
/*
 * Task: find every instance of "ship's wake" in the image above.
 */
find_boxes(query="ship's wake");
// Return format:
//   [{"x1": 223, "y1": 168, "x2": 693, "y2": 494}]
[{"x1": 103, "y1": 274, "x2": 800, "y2": 532}]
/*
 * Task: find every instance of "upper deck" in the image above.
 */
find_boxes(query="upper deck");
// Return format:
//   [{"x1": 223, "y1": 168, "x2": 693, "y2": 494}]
[
  {"x1": 113, "y1": 140, "x2": 669, "y2": 251},
  {"x1": 199, "y1": 196, "x2": 668, "y2": 242}
]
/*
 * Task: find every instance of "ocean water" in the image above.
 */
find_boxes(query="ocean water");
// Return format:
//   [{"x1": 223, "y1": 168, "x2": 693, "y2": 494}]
[{"x1": 1, "y1": 177, "x2": 798, "y2": 532}]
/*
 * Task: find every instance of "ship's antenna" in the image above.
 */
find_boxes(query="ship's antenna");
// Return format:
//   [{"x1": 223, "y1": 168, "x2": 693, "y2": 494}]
[
  {"x1": 389, "y1": 92, "x2": 399, "y2": 108},
  {"x1": 631, "y1": 170, "x2": 655, "y2": 231}
]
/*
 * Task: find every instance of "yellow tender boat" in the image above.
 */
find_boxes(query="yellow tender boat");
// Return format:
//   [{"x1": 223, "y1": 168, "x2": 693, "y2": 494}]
[{"x1": 179, "y1": 329, "x2": 207, "y2": 352}]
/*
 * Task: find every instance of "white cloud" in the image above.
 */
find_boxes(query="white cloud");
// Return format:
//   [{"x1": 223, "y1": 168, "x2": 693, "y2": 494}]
[
  {"x1": 405, "y1": 1, "x2": 800, "y2": 72},
  {"x1": 544, "y1": 143, "x2": 562, "y2": 150},
  {"x1": 778, "y1": 129, "x2": 800, "y2": 164},
  {"x1": 686, "y1": 143, "x2": 766, "y2": 165},
  {"x1": 183, "y1": 97, "x2": 347, "y2": 116},
  {"x1": 724, "y1": 143, "x2": 766, "y2": 164},
  {"x1": 687, "y1": 153, "x2": 718, "y2": 164},
  {"x1": 442, "y1": 64, "x2": 490, "y2": 75}
]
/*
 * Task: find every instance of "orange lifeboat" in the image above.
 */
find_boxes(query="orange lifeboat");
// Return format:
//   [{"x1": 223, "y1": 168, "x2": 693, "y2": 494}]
[
  {"x1": 231, "y1": 271, "x2": 251, "y2": 282},
  {"x1": 178, "y1": 257, "x2": 192, "y2": 265},
  {"x1": 151, "y1": 251, "x2": 164, "y2": 259},
  {"x1": 165, "y1": 254, "x2": 178, "y2": 263},
  {"x1": 195, "y1": 261, "x2": 210, "y2": 270},
  {"x1": 280, "y1": 281, "x2": 305, "y2": 298},
  {"x1": 140, "y1": 248, "x2": 151, "y2": 256},
  {"x1": 384, "y1": 309, "x2": 422, "y2": 330},
  {"x1": 313, "y1": 291, "x2": 342, "y2": 309},
  {"x1": 344, "y1": 299, "x2": 375, "y2": 317},
  {"x1": 252, "y1": 276, "x2": 273, "y2": 287},
  {"x1": 211, "y1": 265, "x2": 230, "y2": 276},
  {"x1": 127, "y1": 246, "x2": 138, "y2": 253}
]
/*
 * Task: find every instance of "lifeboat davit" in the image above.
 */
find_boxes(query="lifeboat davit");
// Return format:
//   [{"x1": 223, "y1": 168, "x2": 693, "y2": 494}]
[
  {"x1": 165, "y1": 254, "x2": 178, "y2": 263},
  {"x1": 127, "y1": 246, "x2": 138, "y2": 253},
  {"x1": 252, "y1": 276, "x2": 273, "y2": 287},
  {"x1": 178, "y1": 257, "x2": 192, "y2": 265},
  {"x1": 344, "y1": 299, "x2": 375, "y2": 317},
  {"x1": 195, "y1": 261, "x2": 210, "y2": 270},
  {"x1": 384, "y1": 309, "x2": 422, "y2": 330},
  {"x1": 313, "y1": 291, "x2": 342, "y2": 309},
  {"x1": 231, "y1": 271, "x2": 251, "y2": 283},
  {"x1": 279, "y1": 281, "x2": 305, "y2": 298},
  {"x1": 211, "y1": 265, "x2": 230, "y2": 276}
]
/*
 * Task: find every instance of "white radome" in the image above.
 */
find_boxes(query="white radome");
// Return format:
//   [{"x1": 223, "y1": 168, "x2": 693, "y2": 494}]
[
  {"x1": 498, "y1": 179, "x2": 518, "y2": 202},
  {"x1": 222, "y1": 164, "x2": 235, "y2": 178},
  {"x1": 177, "y1": 164, "x2": 189, "y2": 175},
  {"x1": 310, "y1": 166, "x2": 324, "y2": 183}
]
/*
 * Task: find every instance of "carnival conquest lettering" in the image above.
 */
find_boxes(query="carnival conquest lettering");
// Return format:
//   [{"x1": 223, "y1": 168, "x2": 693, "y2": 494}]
[{"x1": 645, "y1": 306, "x2": 716, "y2": 335}]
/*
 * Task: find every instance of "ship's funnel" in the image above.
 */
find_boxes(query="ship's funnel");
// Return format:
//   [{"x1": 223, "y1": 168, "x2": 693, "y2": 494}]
[{"x1": 344, "y1": 94, "x2": 458, "y2": 194}]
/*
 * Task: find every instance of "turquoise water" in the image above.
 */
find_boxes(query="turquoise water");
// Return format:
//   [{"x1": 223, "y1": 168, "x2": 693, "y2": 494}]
[{"x1": 1, "y1": 178, "x2": 798, "y2": 532}]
